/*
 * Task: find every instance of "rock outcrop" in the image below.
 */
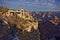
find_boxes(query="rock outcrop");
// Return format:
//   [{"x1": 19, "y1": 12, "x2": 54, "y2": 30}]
[{"x1": 0, "y1": 9, "x2": 40, "y2": 40}]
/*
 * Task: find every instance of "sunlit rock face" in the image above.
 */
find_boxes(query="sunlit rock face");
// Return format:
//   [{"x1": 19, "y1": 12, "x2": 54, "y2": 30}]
[
  {"x1": 50, "y1": 16, "x2": 60, "y2": 26},
  {"x1": 0, "y1": 9, "x2": 40, "y2": 40},
  {"x1": 0, "y1": 19, "x2": 40, "y2": 40},
  {"x1": 2, "y1": 9, "x2": 39, "y2": 32}
]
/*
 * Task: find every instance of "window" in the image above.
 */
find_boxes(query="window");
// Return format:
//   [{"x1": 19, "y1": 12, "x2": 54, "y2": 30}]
[
  {"x1": 15, "y1": 12, "x2": 20, "y2": 14},
  {"x1": 21, "y1": 10, "x2": 23, "y2": 12},
  {"x1": 10, "y1": 12, "x2": 14, "y2": 15},
  {"x1": 26, "y1": 16, "x2": 29, "y2": 18},
  {"x1": 10, "y1": 12, "x2": 14, "y2": 14}
]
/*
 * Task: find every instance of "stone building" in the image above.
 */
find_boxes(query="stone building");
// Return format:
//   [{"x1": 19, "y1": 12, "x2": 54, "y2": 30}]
[
  {"x1": 1, "y1": 9, "x2": 38, "y2": 32},
  {"x1": 0, "y1": 8, "x2": 40, "y2": 40}
]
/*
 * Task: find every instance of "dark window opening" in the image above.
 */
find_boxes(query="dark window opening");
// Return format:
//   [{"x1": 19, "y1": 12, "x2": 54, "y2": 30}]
[
  {"x1": 10, "y1": 12, "x2": 14, "y2": 15},
  {"x1": 10, "y1": 12, "x2": 14, "y2": 14},
  {"x1": 21, "y1": 10, "x2": 23, "y2": 12},
  {"x1": 15, "y1": 12, "x2": 20, "y2": 14}
]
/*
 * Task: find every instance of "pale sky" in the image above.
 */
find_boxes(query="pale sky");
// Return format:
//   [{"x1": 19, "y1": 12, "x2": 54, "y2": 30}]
[{"x1": 0, "y1": 0, "x2": 60, "y2": 11}]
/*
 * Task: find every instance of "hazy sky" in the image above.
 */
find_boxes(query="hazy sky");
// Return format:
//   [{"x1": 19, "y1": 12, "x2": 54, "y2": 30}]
[{"x1": 0, "y1": 0, "x2": 60, "y2": 11}]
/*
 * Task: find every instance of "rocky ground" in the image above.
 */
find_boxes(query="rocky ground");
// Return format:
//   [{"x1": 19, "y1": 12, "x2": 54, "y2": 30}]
[
  {"x1": 0, "y1": 18, "x2": 40, "y2": 40},
  {"x1": 0, "y1": 12, "x2": 40, "y2": 40}
]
